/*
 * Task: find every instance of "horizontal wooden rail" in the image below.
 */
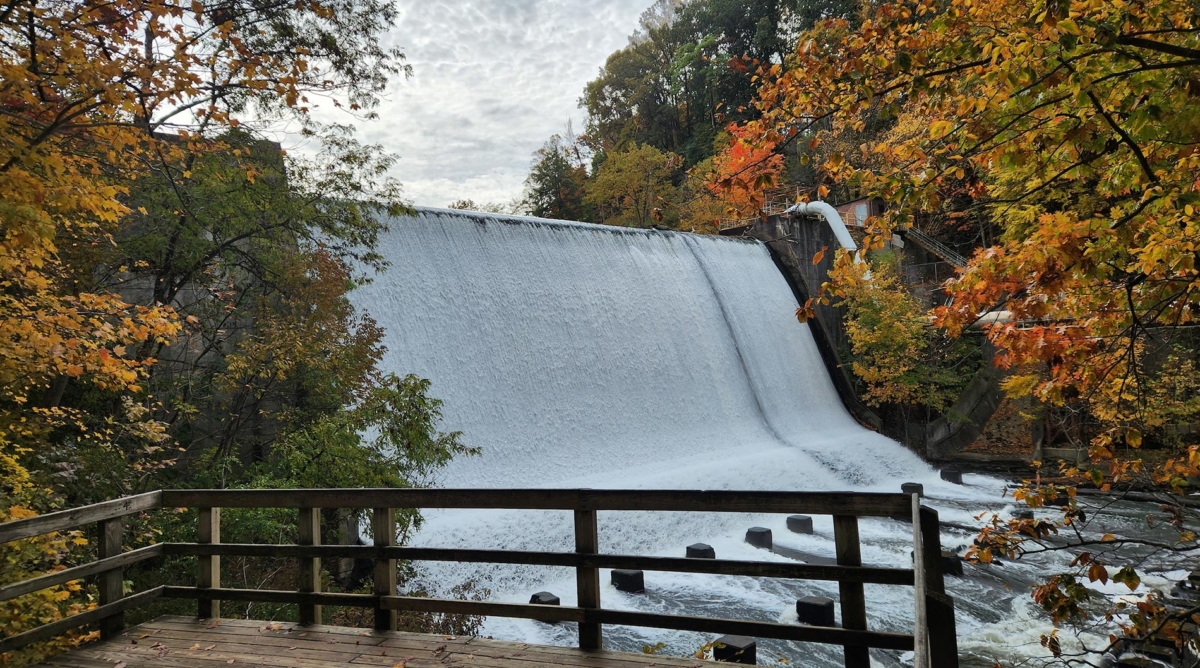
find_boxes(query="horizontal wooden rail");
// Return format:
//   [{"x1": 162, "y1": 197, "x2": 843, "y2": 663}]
[
  {"x1": 163, "y1": 543, "x2": 915, "y2": 585},
  {"x1": 588, "y1": 608, "x2": 914, "y2": 651},
  {"x1": 0, "y1": 586, "x2": 164, "y2": 655},
  {"x1": 163, "y1": 586, "x2": 374, "y2": 608},
  {"x1": 381, "y1": 597, "x2": 914, "y2": 650},
  {"x1": 0, "y1": 491, "x2": 161, "y2": 544},
  {"x1": 158, "y1": 587, "x2": 915, "y2": 651},
  {"x1": 0, "y1": 544, "x2": 162, "y2": 603},
  {"x1": 160, "y1": 488, "x2": 913, "y2": 517}
]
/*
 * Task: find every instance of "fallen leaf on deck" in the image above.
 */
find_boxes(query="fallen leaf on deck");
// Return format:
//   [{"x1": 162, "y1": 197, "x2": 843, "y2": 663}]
[{"x1": 190, "y1": 643, "x2": 201, "y2": 650}]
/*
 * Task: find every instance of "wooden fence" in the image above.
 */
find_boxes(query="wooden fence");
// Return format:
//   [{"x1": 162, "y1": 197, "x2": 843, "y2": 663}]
[{"x1": 0, "y1": 488, "x2": 958, "y2": 668}]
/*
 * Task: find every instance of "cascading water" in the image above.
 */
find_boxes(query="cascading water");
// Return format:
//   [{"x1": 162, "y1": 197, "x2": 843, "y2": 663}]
[{"x1": 350, "y1": 208, "x2": 1184, "y2": 667}]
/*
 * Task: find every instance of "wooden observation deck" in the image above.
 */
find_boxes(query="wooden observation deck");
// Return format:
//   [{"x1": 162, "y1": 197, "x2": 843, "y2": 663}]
[{"x1": 0, "y1": 489, "x2": 959, "y2": 668}]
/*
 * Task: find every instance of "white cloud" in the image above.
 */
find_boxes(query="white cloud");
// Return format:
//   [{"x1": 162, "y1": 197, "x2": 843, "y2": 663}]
[{"x1": 350, "y1": 0, "x2": 647, "y2": 207}]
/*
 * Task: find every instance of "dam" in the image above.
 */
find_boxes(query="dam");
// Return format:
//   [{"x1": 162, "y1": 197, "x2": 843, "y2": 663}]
[{"x1": 346, "y1": 209, "x2": 1069, "y2": 667}]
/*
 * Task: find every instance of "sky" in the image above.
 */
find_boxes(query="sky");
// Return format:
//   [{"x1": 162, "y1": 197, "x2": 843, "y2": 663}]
[{"x1": 332, "y1": 1, "x2": 651, "y2": 208}]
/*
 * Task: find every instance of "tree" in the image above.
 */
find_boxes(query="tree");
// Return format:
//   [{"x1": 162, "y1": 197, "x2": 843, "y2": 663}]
[
  {"x1": 523, "y1": 133, "x2": 591, "y2": 221},
  {"x1": 447, "y1": 200, "x2": 516, "y2": 214},
  {"x1": 1, "y1": 0, "x2": 474, "y2": 659},
  {"x1": 718, "y1": 0, "x2": 1200, "y2": 658},
  {"x1": 581, "y1": 0, "x2": 859, "y2": 164},
  {"x1": 704, "y1": 123, "x2": 785, "y2": 220},
  {"x1": 585, "y1": 144, "x2": 682, "y2": 228}
]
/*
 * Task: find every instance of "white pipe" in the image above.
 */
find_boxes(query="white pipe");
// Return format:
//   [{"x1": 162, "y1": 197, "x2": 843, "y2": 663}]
[
  {"x1": 968, "y1": 310, "x2": 1015, "y2": 329},
  {"x1": 783, "y1": 201, "x2": 858, "y2": 254}
]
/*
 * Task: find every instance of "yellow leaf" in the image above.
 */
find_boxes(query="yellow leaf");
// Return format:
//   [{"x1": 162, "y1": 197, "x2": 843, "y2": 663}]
[{"x1": 1126, "y1": 428, "x2": 1142, "y2": 448}]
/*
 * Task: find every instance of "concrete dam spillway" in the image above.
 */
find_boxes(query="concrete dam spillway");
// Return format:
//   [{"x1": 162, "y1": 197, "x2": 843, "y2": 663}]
[
  {"x1": 349, "y1": 209, "x2": 1057, "y2": 666},
  {"x1": 356, "y1": 208, "x2": 927, "y2": 489}
]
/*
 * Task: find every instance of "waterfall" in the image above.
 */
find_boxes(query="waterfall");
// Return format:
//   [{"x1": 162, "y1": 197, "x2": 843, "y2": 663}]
[
  {"x1": 348, "y1": 208, "x2": 1115, "y2": 667},
  {"x1": 354, "y1": 208, "x2": 926, "y2": 491}
]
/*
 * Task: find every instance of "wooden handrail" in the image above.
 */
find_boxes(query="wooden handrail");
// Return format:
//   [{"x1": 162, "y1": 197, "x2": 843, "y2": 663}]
[
  {"x1": 160, "y1": 488, "x2": 913, "y2": 516},
  {"x1": 0, "y1": 491, "x2": 161, "y2": 543},
  {"x1": 0, "y1": 544, "x2": 162, "y2": 603},
  {"x1": 162, "y1": 543, "x2": 916, "y2": 584},
  {"x1": 0, "y1": 586, "x2": 164, "y2": 655},
  {"x1": 0, "y1": 487, "x2": 956, "y2": 665}
]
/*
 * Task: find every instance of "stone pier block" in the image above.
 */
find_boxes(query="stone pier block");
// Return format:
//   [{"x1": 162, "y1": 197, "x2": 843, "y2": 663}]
[
  {"x1": 901, "y1": 482, "x2": 924, "y2": 498},
  {"x1": 795, "y1": 596, "x2": 836, "y2": 626},
  {"x1": 529, "y1": 591, "x2": 560, "y2": 605},
  {"x1": 713, "y1": 635, "x2": 756, "y2": 664},
  {"x1": 745, "y1": 527, "x2": 772, "y2": 549},
  {"x1": 686, "y1": 543, "x2": 716, "y2": 559},
  {"x1": 786, "y1": 515, "x2": 814, "y2": 534},
  {"x1": 940, "y1": 550, "x2": 965, "y2": 577},
  {"x1": 611, "y1": 569, "x2": 645, "y2": 593},
  {"x1": 940, "y1": 469, "x2": 963, "y2": 485}
]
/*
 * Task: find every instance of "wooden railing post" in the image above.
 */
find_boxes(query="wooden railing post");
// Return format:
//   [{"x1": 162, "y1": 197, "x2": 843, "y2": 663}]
[
  {"x1": 198, "y1": 507, "x2": 220, "y2": 620},
  {"x1": 372, "y1": 508, "x2": 397, "y2": 631},
  {"x1": 918, "y1": 506, "x2": 958, "y2": 668},
  {"x1": 299, "y1": 507, "x2": 322, "y2": 626},
  {"x1": 911, "y1": 494, "x2": 928, "y2": 668},
  {"x1": 98, "y1": 517, "x2": 124, "y2": 639},
  {"x1": 917, "y1": 507, "x2": 944, "y2": 595},
  {"x1": 573, "y1": 508, "x2": 602, "y2": 650},
  {"x1": 833, "y1": 515, "x2": 869, "y2": 668}
]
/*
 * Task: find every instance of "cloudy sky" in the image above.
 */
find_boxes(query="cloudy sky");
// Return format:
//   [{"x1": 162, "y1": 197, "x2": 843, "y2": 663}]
[{"x1": 333, "y1": 1, "x2": 651, "y2": 208}]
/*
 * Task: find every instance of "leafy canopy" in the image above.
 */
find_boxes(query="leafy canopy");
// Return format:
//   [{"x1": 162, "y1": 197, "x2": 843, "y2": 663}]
[{"x1": 714, "y1": 0, "x2": 1200, "y2": 652}]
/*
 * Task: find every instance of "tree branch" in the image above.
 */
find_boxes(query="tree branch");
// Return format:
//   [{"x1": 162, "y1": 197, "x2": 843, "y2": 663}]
[
  {"x1": 1086, "y1": 91, "x2": 1157, "y2": 184},
  {"x1": 1116, "y1": 35, "x2": 1200, "y2": 60}
]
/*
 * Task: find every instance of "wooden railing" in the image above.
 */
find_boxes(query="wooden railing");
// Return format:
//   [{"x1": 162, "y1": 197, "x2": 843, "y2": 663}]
[{"x1": 0, "y1": 489, "x2": 958, "y2": 668}]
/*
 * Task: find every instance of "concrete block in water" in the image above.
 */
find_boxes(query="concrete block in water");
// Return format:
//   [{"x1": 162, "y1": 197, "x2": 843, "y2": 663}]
[
  {"x1": 908, "y1": 550, "x2": 967, "y2": 576},
  {"x1": 940, "y1": 468, "x2": 963, "y2": 484},
  {"x1": 687, "y1": 543, "x2": 716, "y2": 559},
  {"x1": 940, "y1": 550, "x2": 965, "y2": 577},
  {"x1": 1015, "y1": 509, "x2": 1034, "y2": 520},
  {"x1": 786, "y1": 515, "x2": 814, "y2": 534},
  {"x1": 795, "y1": 596, "x2": 835, "y2": 626},
  {"x1": 901, "y1": 482, "x2": 924, "y2": 498},
  {"x1": 745, "y1": 527, "x2": 772, "y2": 549},
  {"x1": 529, "y1": 591, "x2": 560, "y2": 605},
  {"x1": 713, "y1": 635, "x2": 756, "y2": 664},
  {"x1": 611, "y1": 569, "x2": 645, "y2": 593}
]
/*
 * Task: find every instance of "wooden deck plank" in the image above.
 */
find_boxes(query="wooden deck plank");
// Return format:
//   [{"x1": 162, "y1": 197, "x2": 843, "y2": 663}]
[{"x1": 39, "y1": 617, "x2": 710, "y2": 668}]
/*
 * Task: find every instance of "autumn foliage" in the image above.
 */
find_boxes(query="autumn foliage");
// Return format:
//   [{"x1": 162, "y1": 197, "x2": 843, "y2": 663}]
[
  {"x1": 705, "y1": 122, "x2": 785, "y2": 221},
  {"x1": 0, "y1": 0, "x2": 460, "y2": 662},
  {"x1": 712, "y1": 0, "x2": 1200, "y2": 656}
]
